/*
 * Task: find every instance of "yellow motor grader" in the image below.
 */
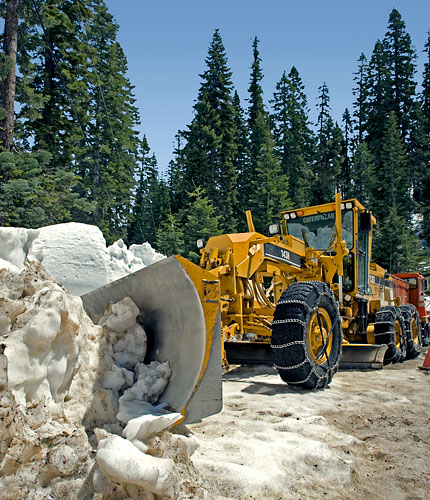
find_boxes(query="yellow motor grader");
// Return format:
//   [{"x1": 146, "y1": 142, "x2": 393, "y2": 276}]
[
  {"x1": 198, "y1": 193, "x2": 421, "y2": 389},
  {"x1": 80, "y1": 194, "x2": 420, "y2": 424}
]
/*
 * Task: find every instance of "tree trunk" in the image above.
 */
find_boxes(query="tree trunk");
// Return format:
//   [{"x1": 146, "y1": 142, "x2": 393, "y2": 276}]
[{"x1": 1, "y1": 0, "x2": 19, "y2": 150}]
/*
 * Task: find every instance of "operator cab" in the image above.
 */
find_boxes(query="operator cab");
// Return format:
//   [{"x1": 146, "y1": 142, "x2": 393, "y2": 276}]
[{"x1": 280, "y1": 199, "x2": 375, "y2": 298}]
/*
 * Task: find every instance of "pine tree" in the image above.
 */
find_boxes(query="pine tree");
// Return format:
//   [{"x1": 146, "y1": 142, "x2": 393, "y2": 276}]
[
  {"x1": 339, "y1": 108, "x2": 353, "y2": 198},
  {"x1": 383, "y1": 8, "x2": 417, "y2": 139},
  {"x1": 0, "y1": 149, "x2": 94, "y2": 227},
  {"x1": 182, "y1": 186, "x2": 221, "y2": 263},
  {"x1": 128, "y1": 138, "x2": 170, "y2": 246},
  {"x1": 180, "y1": 29, "x2": 238, "y2": 232},
  {"x1": 350, "y1": 142, "x2": 374, "y2": 205},
  {"x1": 5, "y1": 0, "x2": 141, "y2": 243},
  {"x1": 352, "y1": 53, "x2": 369, "y2": 143},
  {"x1": 0, "y1": 0, "x2": 19, "y2": 150},
  {"x1": 80, "y1": 0, "x2": 141, "y2": 242},
  {"x1": 369, "y1": 112, "x2": 410, "y2": 222},
  {"x1": 155, "y1": 214, "x2": 185, "y2": 257},
  {"x1": 372, "y1": 205, "x2": 424, "y2": 273},
  {"x1": 270, "y1": 67, "x2": 315, "y2": 207},
  {"x1": 246, "y1": 37, "x2": 290, "y2": 232},
  {"x1": 423, "y1": 31, "x2": 430, "y2": 132},
  {"x1": 312, "y1": 83, "x2": 343, "y2": 204},
  {"x1": 232, "y1": 90, "x2": 250, "y2": 229},
  {"x1": 166, "y1": 133, "x2": 187, "y2": 214},
  {"x1": 420, "y1": 32, "x2": 430, "y2": 245},
  {"x1": 364, "y1": 40, "x2": 392, "y2": 164}
]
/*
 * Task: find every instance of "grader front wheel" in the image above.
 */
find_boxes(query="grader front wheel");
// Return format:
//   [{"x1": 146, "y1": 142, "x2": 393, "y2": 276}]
[{"x1": 271, "y1": 281, "x2": 342, "y2": 390}]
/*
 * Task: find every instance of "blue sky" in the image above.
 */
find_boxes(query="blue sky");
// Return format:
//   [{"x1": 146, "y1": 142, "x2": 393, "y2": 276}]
[{"x1": 105, "y1": 0, "x2": 430, "y2": 173}]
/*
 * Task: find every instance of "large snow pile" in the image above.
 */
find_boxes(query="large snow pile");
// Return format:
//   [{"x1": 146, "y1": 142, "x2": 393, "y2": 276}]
[
  {"x1": 28, "y1": 222, "x2": 165, "y2": 296},
  {"x1": 0, "y1": 227, "x2": 201, "y2": 500}
]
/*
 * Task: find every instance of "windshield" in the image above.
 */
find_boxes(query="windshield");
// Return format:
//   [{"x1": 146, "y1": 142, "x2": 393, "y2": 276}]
[{"x1": 286, "y1": 210, "x2": 354, "y2": 250}]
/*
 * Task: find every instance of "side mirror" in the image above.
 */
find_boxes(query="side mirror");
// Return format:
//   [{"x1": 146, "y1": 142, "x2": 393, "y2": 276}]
[{"x1": 359, "y1": 212, "x2": 372, "y2": 231}]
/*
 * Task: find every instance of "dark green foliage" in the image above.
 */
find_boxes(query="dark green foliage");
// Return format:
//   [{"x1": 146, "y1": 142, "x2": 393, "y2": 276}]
[
  {"x1": 350, "y1": 142, "x2": 374, "y2": 205},
  {"x1": 180, "y1": 29, "x2": 238, "y2": 232},
  {"x1": 423, "y1": 32, "x2": 430, "y2": 131},
  {"x1": 353, "y1": 53, "x2": 369, "y2": 142},
  {"x1": 369, "y1": 112, "x2": 410, "y2": 222},
  {"x1": 155, "y1": 214, "x2": 185, "y2": 257},
  {"x1": 270, "y1": 67, "x2": 315, "y2": 207},
  {"x1": 372, "y1": 205, "x2": 424, "y2": 273},
  {"x1": 232, "y1": 91, "x2": 250, "y2": 229},
  {"x1": 383, "y1": 8, "x2": 417, "y2": 139},
  {"x1": 155, "y1": 187, "x2": 221, "y2": 262},
  {"x1": 312, "y1": 83, "x2": 344, "y2": 204},
  {"x1": 5, "y1": 0, "x2": 141, "y2": 243},
  {"x1": 128, "y1": 139, "x2": 170, "y2": 246},
  {"x1": 182, "y1": 186, "x2": 221, "y2": 263},
  {"x1": 0, "y1": 149, "x2": 94, "y2": 227}
]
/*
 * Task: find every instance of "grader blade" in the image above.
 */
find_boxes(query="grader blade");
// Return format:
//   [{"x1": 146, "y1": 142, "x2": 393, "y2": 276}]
[
  {"x1": 340, "y1": 344, "x2": 388, "y2": 369},
  {"x1": 81, "y1": 255, "x2": 222, "y2": 425}
]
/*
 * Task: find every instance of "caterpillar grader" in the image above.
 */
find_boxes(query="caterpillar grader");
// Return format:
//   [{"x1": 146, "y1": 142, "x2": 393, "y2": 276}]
[
  {"x1": 80, "y1": 193, "x2": 424, "y2": 424},
  {"x1": 197, "y1": 193, "x2": 423, "y2": 389}
]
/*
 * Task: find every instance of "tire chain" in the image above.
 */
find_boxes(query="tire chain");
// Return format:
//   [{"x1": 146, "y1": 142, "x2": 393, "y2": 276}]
[{"x1": 271, "y1": 281, "x2": 342, "y2": 390}]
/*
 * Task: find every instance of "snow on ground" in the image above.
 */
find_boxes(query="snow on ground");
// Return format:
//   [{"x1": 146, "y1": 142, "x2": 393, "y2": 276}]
[
  {"x1": 187, "y1": 359, "x2": 430, "y2": 500},
  {"x1": 0, "y1": 224, "x2": 429, "y2": 500}
]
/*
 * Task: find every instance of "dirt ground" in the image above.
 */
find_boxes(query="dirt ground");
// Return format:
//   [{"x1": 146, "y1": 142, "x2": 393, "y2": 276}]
[{"x1": 187, "y1": 349, "x2": 430, "y2": 500}]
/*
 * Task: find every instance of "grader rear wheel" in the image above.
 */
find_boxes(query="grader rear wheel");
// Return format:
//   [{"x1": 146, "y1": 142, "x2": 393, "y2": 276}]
[
  {"x1": 271, "y1": 281, "x2": 342, "y2": 390},
  {"x1": 374, "y1": 306, "x2": 406, "y2": 364},
  {"x1": 398, "y1": 304, "x2": 422, "y2": 359}
]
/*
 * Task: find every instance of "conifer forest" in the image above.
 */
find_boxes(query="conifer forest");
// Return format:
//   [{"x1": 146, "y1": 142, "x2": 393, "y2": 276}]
[{"x1": 0, "y1": 1, "x2": 429, "y2": 275}]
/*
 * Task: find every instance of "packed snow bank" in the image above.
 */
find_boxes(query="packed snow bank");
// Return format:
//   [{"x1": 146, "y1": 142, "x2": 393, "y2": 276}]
[
  {"x1": 0, "y1": 229, "x2": 200, "y2": 499},
  {"x1": 28, "y1": 222, "x2": 165, "y2": 296}
]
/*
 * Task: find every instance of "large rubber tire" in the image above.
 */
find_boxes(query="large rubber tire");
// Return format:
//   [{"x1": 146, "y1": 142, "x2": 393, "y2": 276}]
[
  {"x1": 398, "y1": 304, "x2": 422, "y2": 359},
  {"x1": 374, "y1": 306, "x2": 406, "y2": 364},
  {"x1": 271, "y1": 281, "x2": 342, "y2": 390},
  {"x1": 422, "y1": 323, "x2": 430, "y2": 347}
]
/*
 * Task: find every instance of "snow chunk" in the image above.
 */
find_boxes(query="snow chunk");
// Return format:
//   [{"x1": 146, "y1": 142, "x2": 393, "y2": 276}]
[
  {"x1": 123, "y1": 412, "x2": 182, "y2": 441},
  {"x1": 28, "y1": 222, "x2": 165, "y2": 296},
  {"x1": 0, "y1": 227, "x2": 40, "y2": 273},
  {"x1": 96, "y1": 433, "x2": 177, "y2": 497}
]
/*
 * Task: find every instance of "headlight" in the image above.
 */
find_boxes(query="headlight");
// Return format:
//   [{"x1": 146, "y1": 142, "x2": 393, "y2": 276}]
[
  {"x1": 290, "y1": 213, "x2": 297, "y2": 219},
  {"x1": 283, "y1": 213, "x2": 290, "y2": 220},
  {"x1": 346, "y1": 202, "x2": 353, "y2": 209},
  {"x1": 196, "y1": 238, "x2": 205, "y2": 249},
  {"x1": 268, "y1": 223, "x2": 280, "y2": 235}
]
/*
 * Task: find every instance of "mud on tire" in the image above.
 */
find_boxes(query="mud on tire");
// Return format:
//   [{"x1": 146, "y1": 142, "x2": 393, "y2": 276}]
[
  {"x1": 271, "y1": 281, "x2": 342, "y2": 390},
  {"x1": 374, "y1": 306, "x2": 406, "y2": 364},
  {"x1": 398, "y1": 304, "x2": 422, "y2": 359}
]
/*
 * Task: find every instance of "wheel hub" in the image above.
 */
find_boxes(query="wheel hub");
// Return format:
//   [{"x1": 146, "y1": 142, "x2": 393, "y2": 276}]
[{"x1": 308, "y1": 308, "x2": 333, "y2": 365}]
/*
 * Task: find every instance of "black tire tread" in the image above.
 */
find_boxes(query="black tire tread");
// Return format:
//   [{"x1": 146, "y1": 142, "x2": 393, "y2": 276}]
[
  {"x1": 374, "y1": 306, "x2": 406, "y2": 364},
  {"x1": 271, "y1": 281, "x2": 342, "y2": 390},
  {"x1": 398, "y1": 304, "x2": 422, "y2": 359}
]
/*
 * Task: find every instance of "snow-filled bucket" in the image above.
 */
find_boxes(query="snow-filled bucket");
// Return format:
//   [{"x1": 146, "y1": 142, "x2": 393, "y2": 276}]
[{"x1": 81, "y1": 255, "x2": 222, "y2": 425}]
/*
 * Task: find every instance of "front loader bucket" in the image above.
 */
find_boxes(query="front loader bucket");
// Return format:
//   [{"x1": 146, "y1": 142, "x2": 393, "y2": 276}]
[
  {"x1": 81, "y1": 255, "x2": 222, "y2": 425},
  {"x1": 340, "y1": 343, "x2": 388, "y2": 369}
]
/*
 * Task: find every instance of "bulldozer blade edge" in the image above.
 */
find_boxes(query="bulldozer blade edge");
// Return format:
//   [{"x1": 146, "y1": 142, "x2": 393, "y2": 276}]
[{"x1": 340, "y1": 344, "x2": 388, "y2": 369}]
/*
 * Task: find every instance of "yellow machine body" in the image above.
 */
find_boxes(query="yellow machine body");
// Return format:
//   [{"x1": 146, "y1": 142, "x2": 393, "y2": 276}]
[{"x1": 200, "y1": 195, "x2": 398, "y2": 368}]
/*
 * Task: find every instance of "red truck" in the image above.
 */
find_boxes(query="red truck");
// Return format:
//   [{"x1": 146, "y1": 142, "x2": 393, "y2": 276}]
[{"x1": 392, "y1": 272, "x2": 430, "y2": 347}]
